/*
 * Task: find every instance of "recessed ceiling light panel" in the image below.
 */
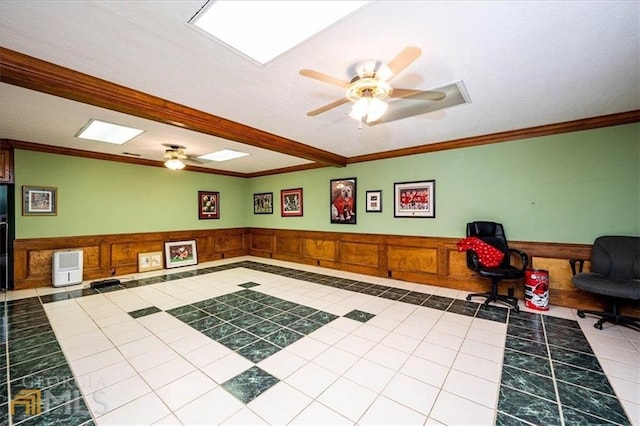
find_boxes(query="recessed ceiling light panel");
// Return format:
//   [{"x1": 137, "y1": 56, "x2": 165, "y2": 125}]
[
  {"x1": 189, "y1": 0, "x2": 371, "y2": 65},
  {"x1": 76, "y1": 119, "x2": 144, "y2": 145},
  {"x1": 199, "y1": 149, "x2": 250, "y2": 162}
]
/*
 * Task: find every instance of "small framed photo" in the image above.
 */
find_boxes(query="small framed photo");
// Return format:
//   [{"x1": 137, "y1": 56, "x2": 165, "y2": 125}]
[
  {"x1": 198, "y1": 191, "x2": 219, "y2": 219},
  {"x1": 330, "y1": 178, "x2": 357, "y2": 224},
  {"x1": 281, "y1": 188, "x2": 303, "y2": 217},
  {"x1": 138, "y1": 251, "x2": 163, "y2": 273},
  {"x1": 253, "y1": 192, "x2": 273, "y2": 214},
  {"x1": 394, "y1": 180, "x2": 436, "y2": 218},
  {"x1": 365, "y1": 190, "x2": 382, "y2": 213},
  {"x1": 22, "y1": 186, "x2": 57, "y2": 216},
  {"x1": 164, "y1": 240, "x2": 198, "y2": 269}
]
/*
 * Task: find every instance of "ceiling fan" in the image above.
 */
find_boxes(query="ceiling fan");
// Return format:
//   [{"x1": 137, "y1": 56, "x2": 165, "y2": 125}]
[
  {"x1": 162, "y1": 144, "x2": 203, "y2": 170},
  {"x1": 300, "y1": 46, "x2": 447, "y2": 126}
]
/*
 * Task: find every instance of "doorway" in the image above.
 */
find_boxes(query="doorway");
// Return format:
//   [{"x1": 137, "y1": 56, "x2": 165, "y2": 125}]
[{"x1": 1, "y1": 184, "x2": 14, "y2": 291}]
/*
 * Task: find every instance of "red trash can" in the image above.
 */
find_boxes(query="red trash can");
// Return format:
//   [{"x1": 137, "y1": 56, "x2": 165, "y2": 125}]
[{"x1": 524, "y1": 269, "x2": 549, "y2": 311}]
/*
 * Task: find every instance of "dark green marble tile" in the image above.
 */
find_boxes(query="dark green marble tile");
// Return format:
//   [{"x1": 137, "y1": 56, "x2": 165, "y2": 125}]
[
  {"x1": 0, "y1": 382, "x2": 6, "y2": 406},
  {"x1": 549, "y1": 346, "x2": 603, "y2": 373},
  {"x1": 228, "y1": 314, "x2": 263, "y2": 329},
  {"x1": 343, "y1": 310, "x2": 375, "y2": 323},
  {"x1": 8, "y1": 331, "x2": 57, "y2": 353},
  {"x1": 166, "y1": 305, "x2": 197, "y2": 316},
  {"x1": 505, "y1": 336, "x2": 548, "y2": 358},
  {"x1": 548, "y1": 336, "x2": 593, "y2": 355},
  {"x1": 508, "y1": 310, "x2": 542, "y2": 324},
  {"x1": 265, "y1": 328, "x2": 304, "y2": 348},
  {"x1": 288, "y1": 318, "x2": 324, "y2": 335},
  {"x1": 270, "y1": 312, "x2": 302, "y2": 327},
  {"x1": 308, "y1": 311, "x2": 338, "y2": 325},
  {"x1": 288, "y1": 305, "x2": 318, "y2": 318},
  {"x1": 218, "y1": 330, "x2": 259, "y2": 351},
  {"x1": 216, "y1": 293, "x2": 242, "y2": 303},
  {"x1": 422, "y1": 295, "x2": 453, "y2": 310},
  {"x1": 398, "y1": 291, "x2": 432, "y2": 305},
  {"x1": 253, "y1": 306, "x2": 283, "y2": 319},
  {"x1": 238, "y1": 282, "x2": 261, "y2": 289},
  {"x1": 379, "y1": 289, "x2": 409, "y2": 300},
  {"x1": 174, "y1": 309, "x2": 210, "y2": 324},
  {"x1": 9, "y1": 341, "x2": 62, "y2": 365},
  {"x1": 214, "y1": 308, "x2": 246, "y2": 322},
  {"x1": 246, "y1": 321, "x2": 283, "y2": 338},
  {"x1": 270, "y1": 300, "x2": 298, "y2": 312},
  {"x1": 544, "y1": 324, "x2": 585, "y2": 341},
  {"x1": 237, "y1": 301, "x2": 266, "y2": 313},
  {"x1": 360, "y1": 285, "x2": 388, "y2": 296},
  {"x1": 203, "y1": 323, "x2": 241, "y2": 341},
  {"x1": 553, "y1": 362, "x2": 615, "y2": 397},
  {"x1": 95, "y1": 284, "x2": 123, "y2": 293},
  {"x1": 502, "y1": 349, "x2": 552, "y2": 377},
  {"x1": 10, "y1": 351, "x2": 67, "y2": 381},
  {"x1": 15, "y1": 395, "x2": 92, "y2": 426},
  {"x1": 222, "y1": 366, "x2": 279, "y2": 404},
  {"x1": 497, "y1": 385, "x2": 560, "y2": 425},
  {"x1": 556, "y1": 381, "x2": 629, "y2": 425},
  {"x1": 239, "y1": 291, "x2": 270, "y2": 302},
  {"x1": 202, "y1": 302, "x2": 233, "y2": 315},
  {"x1": 7, "y1": 310, "x2": 47, "y2": 326},
  {"x1": 11, "y1": 378, "x2": 84, "y2": 424},
  {"x1": 237, "y1": 340, "x2": 281, "y2": 363},
  {"x1": 447, "y1": 300, "x2": 479, "y2": 317},
  {"x1": 191, "y1": 299, "x2": 219, "y2": 309},
  {"x1": 562, "y1": 406, "x2": 621, "y2": 425},
  {"x1": 507, "y1": 323, "x2": 546, "y2": 343},
  {"x1": 128, "y1": 306, "x2": 161, "y2": 318},
  {"x1": 495, "y1": 411, "x2": 534, "y2": 426},
  {"x1": 343, "y1": 282, "x2": 373, "y2": 292},
  {"x1": 188, "y1": 315, "x2": 223, "y2": 332},
  {"x1": 476, "y1": 305, "x2": 508, "y2": 323},
  {"x1": 224, "y1": 297, "x2": 254, "y2": 309},
  {"x1": 501, "y1": 365, "x2": 557, "y2": 401},
  {"x1": 543, "y1": 316, "x2": 581, "y2": 330},
  {"x1": 10, "y1": 363, "x2": 74, "y2": 395},
  {"x1": 137, "y1": 276, "x2": 166, "y2": 285},
  {"x1": 6, "y1": 316, "x2": 48, "y2": 333}
]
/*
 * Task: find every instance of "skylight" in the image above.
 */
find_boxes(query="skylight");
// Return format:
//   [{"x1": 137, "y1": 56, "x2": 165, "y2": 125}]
[
  {"x1": 76, "y1": 119, "x2": 144, "y2": 145},
  {"x1": 199, "y1": 149, "x2": 250, "y2": 162},
  {"x1": 189, "y1": 0, "x2": 371, "y2": 65}
]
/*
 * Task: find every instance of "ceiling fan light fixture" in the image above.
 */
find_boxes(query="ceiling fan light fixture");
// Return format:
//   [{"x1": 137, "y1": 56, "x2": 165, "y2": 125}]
[
  {"x1": 164, "y1": 158, "x2": 186, "y2": 170},
  {"x1": 366, "y1": 97, "x2": 388, "y2": 123}
]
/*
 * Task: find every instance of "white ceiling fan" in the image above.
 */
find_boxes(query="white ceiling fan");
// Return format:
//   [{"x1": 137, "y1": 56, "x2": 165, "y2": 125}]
[{"x1": 300, "y1": 46, "x2": 453, "y2": 126}]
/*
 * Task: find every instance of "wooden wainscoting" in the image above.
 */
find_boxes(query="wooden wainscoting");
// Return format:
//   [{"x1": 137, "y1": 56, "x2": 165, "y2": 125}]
[
  {"x1": 249, "y1": 228, "x2": 639, "y2": 316},
  {"x1": 13, "y1": 228, "x2": 249, "y2": 289}
]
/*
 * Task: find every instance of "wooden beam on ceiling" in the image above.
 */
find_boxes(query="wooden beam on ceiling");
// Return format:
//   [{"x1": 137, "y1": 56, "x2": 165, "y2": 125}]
[{"x1": 0, "y1": 47, "x2": 347, "y2": 168}]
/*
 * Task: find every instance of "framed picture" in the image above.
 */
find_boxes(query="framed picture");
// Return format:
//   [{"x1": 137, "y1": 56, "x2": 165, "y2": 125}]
[
  {"x1": 394, "y1": 180, "x2": 436, "y2": 218},
  {"x1": 198, "y1": 191, "x2": 219, "y2": 219},
  {"x1": 253, "y1": 192, "x2": 273, "y2": 214},
  {"x1": 281, "y1": 188, "x2": 303, "y2": 217},
  {"x1": 22, "y1": 186, "x2": 57, "y2": 216},
  {"x1": 138, "y1": 251, "x2": 163, "y2": 273},
  {"x1": 365, "y1": 190, "x2": 382, "y2": 213},
  {"x1": 330, "y1": 178, "x2": 357, "y2": 224},
  {"x1": 164, "y1": 240, "x2": 198, "y2": 268}
]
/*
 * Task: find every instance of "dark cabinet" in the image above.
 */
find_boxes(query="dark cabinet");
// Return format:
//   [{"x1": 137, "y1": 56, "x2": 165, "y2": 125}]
[{"x1": 0, "y1": 148, "x2": 13, "y2": 183}]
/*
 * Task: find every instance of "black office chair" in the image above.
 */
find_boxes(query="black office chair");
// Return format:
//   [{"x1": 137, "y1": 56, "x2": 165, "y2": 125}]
[
  {"x1": 571, "y1": 236, "x2": 640, "y2": 331},
  {"x1": 464, "y1": 221, "x2": 529, "y2": 312}
]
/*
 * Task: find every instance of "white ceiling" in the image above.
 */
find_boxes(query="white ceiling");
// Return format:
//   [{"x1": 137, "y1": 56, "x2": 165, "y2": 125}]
[{"x1": 1, "y1": 1, "x2": 638, "y2": 175}]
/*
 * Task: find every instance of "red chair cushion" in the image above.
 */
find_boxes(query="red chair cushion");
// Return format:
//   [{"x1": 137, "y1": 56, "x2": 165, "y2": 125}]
[{"x1": 456, "y1": 237, "x2": 505, "y2": 268}]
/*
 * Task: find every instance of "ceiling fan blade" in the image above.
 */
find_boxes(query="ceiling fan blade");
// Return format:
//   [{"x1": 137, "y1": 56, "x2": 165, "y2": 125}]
[
  {"x1": 391, "y1": 88, "x2": 446, "y2": 101},
  {"x1": 385, "y1": 46, "x2": 421, "y2": 79},
  {"x1": 368, "y1": 82, "x2": 468, "y2": 125},
  {"x1": 185, "y1": 156, "x2": 205, "y2": 165},
  {"x1": 299, "y1": 69, "x2": 350, "y2": 88},
  {"x1": 307, "y1": 98, "x2": 350, "y2": 117}
]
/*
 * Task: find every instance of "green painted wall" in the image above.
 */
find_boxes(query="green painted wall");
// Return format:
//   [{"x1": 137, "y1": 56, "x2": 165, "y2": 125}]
[
  {"x1": 15, "y1": 151, "x2": 248, "y2": 238},
  {"x1": 248, "y1": 123, "x2": 640, "y2": 244},
  {"x1": 15, "y1": 123, "x2": 639, "y2": 244}
]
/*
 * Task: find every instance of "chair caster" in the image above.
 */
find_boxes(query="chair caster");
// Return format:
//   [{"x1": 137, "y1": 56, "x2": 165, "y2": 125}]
[
  {"x1": 577, "y1": 310, "x2": 585, "y2": 318},
  {"x1": 466, "y1": 295, "x2": 471, "y2": 301},
  {"x1": 513, "y1": 305, "x2": 520, "y2": 313},
  {"x1": 594, "y1": 322, "x2": 603, "y2": 330}
]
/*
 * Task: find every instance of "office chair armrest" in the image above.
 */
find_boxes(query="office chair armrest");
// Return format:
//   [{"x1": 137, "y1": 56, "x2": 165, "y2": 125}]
[
  {"x1": 569, "y1": 259, "x2": 584, "y2": 276},
  {"x1": 467, "y1": 250, "x2": 482, "y2": 271},
  {"x1": 509, "y1": 248, "x2": 529, "y2": 270}
]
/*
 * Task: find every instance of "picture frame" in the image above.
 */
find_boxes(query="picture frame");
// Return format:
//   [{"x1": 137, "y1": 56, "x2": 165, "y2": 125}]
[
  {"x1": 22, "y1": 186, "x2": 57, "y2": 216},
  {"x1": 164, "y1": 240, "x2": 198, "y2": 269},
  {"x1": 253, "y1": 192, "x2": 274, "y2": 214},
  {"x1": 394, "y1": 180, "x2": 436, "y2": 218},
  {"x1": 198, "y1": 191, "x2": 219, "y2": 219},
  {"x1": 281, "y1": 188, "x2": 303, "y2": 217},
  {"x1": 365, "y1": 190, "x2": 383, "y2": 213},
  {"x1": 138, "y1": 251, "x2": 163, "y2": 273},
  {"x1": 330, "y1": 178, "x2": 357, "y2": 224}
]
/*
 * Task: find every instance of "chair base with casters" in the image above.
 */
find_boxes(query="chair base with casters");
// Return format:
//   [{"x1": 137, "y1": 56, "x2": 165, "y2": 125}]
[
  {"x1": 577, "y1": 301, "x2": 640, "y2": 331},
  {"x1": 466, "y1": 277, "x2": 520, "y2": 312},
  {"x1": 571, "y1": 235, "x2": 640, "y2": 332}
]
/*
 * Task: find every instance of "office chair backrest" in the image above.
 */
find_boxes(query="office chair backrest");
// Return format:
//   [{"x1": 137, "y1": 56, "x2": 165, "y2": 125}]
[
  {"x1": 466, "y1": 221, "x2": 510, "y2": 267},
  {"x1": 591, "y1": 236, "x2": 640, "y2": 280}
]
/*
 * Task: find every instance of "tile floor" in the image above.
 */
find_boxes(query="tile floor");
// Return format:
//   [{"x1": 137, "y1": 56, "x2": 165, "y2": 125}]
[{"x1": 1, "y1": 256, "x2": 639, "y2": 425}]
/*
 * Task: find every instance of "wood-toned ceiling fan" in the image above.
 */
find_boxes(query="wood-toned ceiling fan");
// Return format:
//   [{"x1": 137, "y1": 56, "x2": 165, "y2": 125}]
[
  {"x1": 300, "y1": 46, "x2": 447, "y2": 125},
  {"x1": 162, "y1": 144, "x2": 204, "y2": 169}
]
